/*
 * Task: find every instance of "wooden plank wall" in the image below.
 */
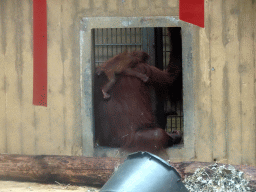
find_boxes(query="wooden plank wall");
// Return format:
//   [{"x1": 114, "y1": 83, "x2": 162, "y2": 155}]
[
  {"x1": 0, "y1": 0, "x2": 179, "y2": 156},
  {"x1": 0, "y1": 0, "x2": 83, "y2": 156},
  {"x1": 195, "y1": 0, "x2": 256, "y2": 165},
  {"x1": 0, "y1": 0, "x2": 255, "y2": 166}
]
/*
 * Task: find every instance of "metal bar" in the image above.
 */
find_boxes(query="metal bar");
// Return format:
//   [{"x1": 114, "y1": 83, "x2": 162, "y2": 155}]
[
  {"x1": 129, "y1": 28, "x2": 131, "y2": 52},
  {"x1": 101, "y1": 28, "x2": 104, "y2": 62},
  {"x1": 139, "y1": 28, "x2": 142, "y2": 50},
  {"x1": 142, "y1": 28, "x2": 147, "y2": 52},
  {"x1": 111, "y1": 28, "x2": 113, "y2": 57},
  {"x1": 147, "y1": 28, "x2": 155, "y2": 66},
  {"x1": 97, "y1": 29, "x2": 100, "y2": 67},
  {"x1": 125, "y1": 28, "x2": 127, "y2": 51},
  {"x1": 121, "y1": 28, "x2": 123, "y2": 52},
  {"x1": 164, "y1": 28, "x2": 167, "y2": 69},
  {"x1": 116, "y1": 28, "x2": 118, "y2": 54},
  {"x1": 135, "y1": 28, "x2": 137, "y2": 50},
  {"x1": 107, "y1": 28, "x2": 109, "y2": 60},
  {"x1": 98, "y1": 29, "x2": 100, "y2": 66}
]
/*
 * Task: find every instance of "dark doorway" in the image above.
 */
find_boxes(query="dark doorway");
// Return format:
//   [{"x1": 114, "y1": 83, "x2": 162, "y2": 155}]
[{"x1": 93, "y1": 27, "x2": 183, "y2": 146}]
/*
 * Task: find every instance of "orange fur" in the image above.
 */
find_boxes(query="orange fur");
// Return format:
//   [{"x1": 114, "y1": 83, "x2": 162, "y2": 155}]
[{"x1": 96, "y1": 51, "x2": 150, "y2": 99}]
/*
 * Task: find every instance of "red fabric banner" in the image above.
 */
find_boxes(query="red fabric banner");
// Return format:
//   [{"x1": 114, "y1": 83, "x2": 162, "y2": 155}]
[
  {"x1": 179, "y1": 0, "x2": 204, "y2": 28},
  {"x1": 33, "y1": 0, "x2": 47, "y2": 106}
]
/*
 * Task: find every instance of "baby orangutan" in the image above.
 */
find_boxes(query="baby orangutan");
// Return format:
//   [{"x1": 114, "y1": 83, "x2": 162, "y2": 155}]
[{"x1": 96, "y1": 50, "x2": 150, "y2": 99}]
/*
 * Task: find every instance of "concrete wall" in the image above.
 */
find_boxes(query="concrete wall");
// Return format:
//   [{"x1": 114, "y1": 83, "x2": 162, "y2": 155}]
[{"x1": 0, "y1": 0, "x2": 255, "y2": 166}]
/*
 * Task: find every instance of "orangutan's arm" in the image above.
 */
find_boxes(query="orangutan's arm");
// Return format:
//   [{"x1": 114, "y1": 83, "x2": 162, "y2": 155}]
[{"x1": 131, "y1": 61, "x2": 181, "y2": 89}]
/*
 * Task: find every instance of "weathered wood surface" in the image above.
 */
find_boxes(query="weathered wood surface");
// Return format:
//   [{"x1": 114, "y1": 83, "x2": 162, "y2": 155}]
[
  {"x1": 0, "y1": 154, "x2": 255, "y2": 189},
  {"x1": 0, "y1": 154, "x2": 124, "y2": 186}
]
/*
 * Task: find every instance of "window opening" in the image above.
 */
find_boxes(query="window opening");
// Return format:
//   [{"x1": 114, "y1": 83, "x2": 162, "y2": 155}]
[{"x1": 93, "y1": 27, "x2": 183, "y2": 147}]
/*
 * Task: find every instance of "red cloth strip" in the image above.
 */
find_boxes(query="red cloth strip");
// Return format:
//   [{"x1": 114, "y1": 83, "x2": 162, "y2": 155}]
[
  {"x1": 33, "y1": 0, "x2": 47, "y2": 106},
  {"x1": 179, "y1": 0, "x2": 204, "y2": 28}
]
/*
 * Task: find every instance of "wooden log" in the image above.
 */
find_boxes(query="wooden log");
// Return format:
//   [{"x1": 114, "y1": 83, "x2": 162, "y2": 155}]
[
  {"x1": 0, "y1": 154, "x2": 255, "y2": 190},
  {"x1": 0, "y1": 154, "x2": 124, "y2": 186}
]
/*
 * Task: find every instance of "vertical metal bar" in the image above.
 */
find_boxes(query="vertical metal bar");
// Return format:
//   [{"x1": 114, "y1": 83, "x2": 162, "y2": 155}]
[
  {"x1": 163, "y1": 28, "x2": 165, "y2": 68},
  {"x1": 147, "y1": 28, "x2": 155, "y2": 66},
  {"x1": 135, "y1": 28, "x2": 137, "y2": 50},
  {"x1": 116, "y1": 28, "x2": 118, "y2": 54},
  {"x1": 129, "y1": 28, "x2": 131, "y2": 52},
  {"x1": 164, "y1": 28, "x2": 167, "y2": 69},
  {"x1": 101, "y1": 28, "x2": 103, "y2": 61},
  {"x1": 125, "y1": 28, "x2": 127, "y2": 51},
  {"x1": 107, "y1": 28, "x2": 109, "y2": 60},
  {"x1": 97, "y1": 29, "x2": 100, "y2": 65},
  {"x1": 132, "y1": 28, "x2": 133, "y2": 50},
  {"x1": 118, "y1": 28, "x2": 120, "y2": 54},
  {"x1": 111, "y1": 28, "x2": 113, "y2": 57},
  {"x1": 121, "y1": 28, "x2": 123, "y2": 52},
  {"x1": 142, "y1": 28, "x2": 147, "y2": 53},
  {"x1": 138, "y1": 28, "x2": 139, "y2": 50},
  {"x1": 97, "y1": 29, "x2": 99, "y2": 67},
  {"x1": 140, "y1": 28, "x2": 141, "y2": 50},
  {"x1": 94, "y1": 29, "x2": 97, "y2": 67},
  {"x1": 136, "y1": 28, "x2": 141, "y2": 50}
]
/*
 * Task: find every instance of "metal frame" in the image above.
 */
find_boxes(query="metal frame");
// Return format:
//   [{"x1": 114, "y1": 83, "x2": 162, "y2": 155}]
[
  {"x1": 80, "y1": 16, "x2": 198, "y2": 160},
  {"x1": 93, "y1": 28, "x2": 144, "y2": 66}
]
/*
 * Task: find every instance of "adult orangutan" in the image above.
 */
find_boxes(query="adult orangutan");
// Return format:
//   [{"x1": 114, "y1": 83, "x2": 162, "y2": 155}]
[
  {"x1": 94, "y1": 50, "x2": 182, "y2": 154},
  {"x1": 96, "y1": 50, "x2": 150, "y2": 99}
]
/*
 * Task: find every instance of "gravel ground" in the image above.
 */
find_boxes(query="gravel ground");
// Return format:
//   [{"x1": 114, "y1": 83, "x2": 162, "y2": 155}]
[{"x1": 0, "y1": 181, "x2": 100, "y2": 192}]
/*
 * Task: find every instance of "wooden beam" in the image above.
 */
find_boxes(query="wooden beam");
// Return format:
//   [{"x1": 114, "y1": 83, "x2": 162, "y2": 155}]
[
  {"x1": 0, "y1": 154, "x2": 124, "y2": 186},
  {"x1": 0, "y1": 154, "x2": 255, "y2": 190}
]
